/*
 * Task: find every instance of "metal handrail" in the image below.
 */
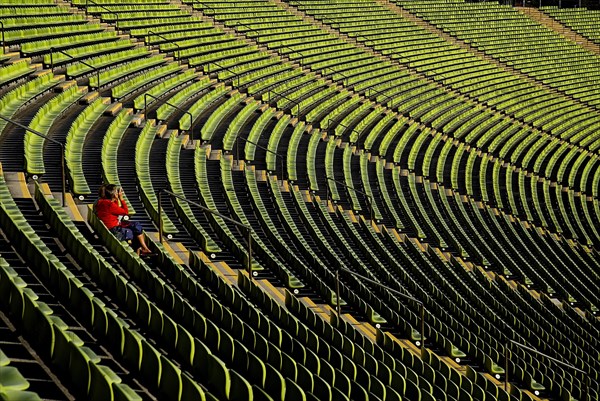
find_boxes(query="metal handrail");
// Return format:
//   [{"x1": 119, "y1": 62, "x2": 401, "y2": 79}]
[
  {"x1": 207, "y1": 61, "x2": 240, "y2": 87},
  {"x1": 271, "y1": 43, "x2": 305, "y2": 65},
  {"x1": 144, "y1": 93, "x2": 194, "y2": 144},
  {"x1": 320, "y1": 16, "x2": 339, "y2": 28},
  {"x1": 49, "y1": 48, "x2": 101, "y2": 89},
  {"x1": 322, "y1": 66, "x2": 350, "y2": 86},
  {"x1": 0, "y1": 21, "x2": 5, "y2": 55},
  {"x1": 146, "y1": 30, "x2": 181, "y2": 63},
  {"x1": 227, "y1": 21, "x2": 306, "y2": 66},
  {"x1": 232, "y1": 20, "x2": 258, "y2": 33},
  {"x1": 505, "y1": 340, "x2": 590, "y2": 400},
  {"x1": 191, "y1": 0, "x2": 217, "y2": 15},
  {"x1": 85, "y1": 0, "x2": 119, "y2": 32},
  {"x1": 366, "y1": 86, "x2": 393, "y2": 105},
  {"x1": 326, "y1": 120, "x2": 365, "y2": 147},
  {"x1": 157, "y1": 189, "x2": 253, "y2": 275},
  {"x1": 236, "y1": 136, "x2": 285, "y2": 184},
  {"x1": 0, "y1": 114, "x2": 66, "y2": 207},
  {"x1": 267, "y1": 90, "x2": 300, "y2": 116},
  {"x1": 335, "y1": 266, "x2": 426, "y2": 354},
  {"x1": 325, "y1": 176, "x2": 374, "y2": 221}
]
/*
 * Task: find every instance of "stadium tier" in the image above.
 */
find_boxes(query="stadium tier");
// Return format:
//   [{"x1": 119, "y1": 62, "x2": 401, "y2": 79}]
[{"x1": 0, "y1": 0, "x2": 598, "y2": 400}]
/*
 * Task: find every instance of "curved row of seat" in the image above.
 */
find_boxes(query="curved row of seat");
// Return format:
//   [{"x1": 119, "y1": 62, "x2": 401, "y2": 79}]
[
  {"x1": 212, "y1": 88, "x2": 600, "y2": 396},
  {"x1": 541, "y1": 6, "x2": 600, "y2": 44},
  {"x1": 0, "y1": 0, "x2": 572, "y2": 322},
  {"x1": 180, "y1": 0, "x2": 600, "y2": 247},
  {"x1": 0, "y1": 0, "x2": 599, "y2": 400},
  {"x1": 282, "y1": 0, "x2": 600, "y2": 204},
  {"x1": 390, "y1": 0, "x2": 600, "y2": 109}
]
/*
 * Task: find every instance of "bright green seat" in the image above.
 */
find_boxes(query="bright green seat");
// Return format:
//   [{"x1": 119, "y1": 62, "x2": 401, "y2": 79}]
[{"x1": 0, "y1": 366, "x2": 29, "y2": 391}]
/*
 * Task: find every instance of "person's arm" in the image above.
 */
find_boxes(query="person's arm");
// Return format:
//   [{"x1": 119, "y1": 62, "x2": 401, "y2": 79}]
[
  {"x1": 117, "y1": 187, "x2": 129, "y2": 215},
  {"x1": 109, "y1": 195, "x2": 129, "y2": 216}
]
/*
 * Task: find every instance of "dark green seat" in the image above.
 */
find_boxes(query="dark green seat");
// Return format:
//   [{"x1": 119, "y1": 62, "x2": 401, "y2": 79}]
[
  {"x1": 284, "y1": 377, "x2": 306, "y2": 401},
  {"x1": 230, "y1": 369, "x2": 253, "y2": 401},
  {"x1": 245, "y1": 351, "x2": 267, "y2": 388},
  {"x1": 175, "y1": 327, "x2": 195, "y2": 367},
  {"x1": 181, "y1": 372, "x2": 208, "y2": 401},
  {"x1": 114, "y1": 382, "x2": 143, "y2": 401},
  {"x1": 122, "y1": 329, "x2": 143, "y2": 372},
  {"x1": 208, "y1": 354, "x2": 230, "y2": 399},
  {"x1": 69, "y1": 345, "x2": 100, "y2": 396},
  {"x1": 89, "y1": 364, "x2": 121, "y2": 401},
  {"x1": 141, "y1": 341, "x2": 162, "y2": 389},
  {"x1": 159, "y1": 356, "x2": 182, "y2": 401},
  {"x1": 264, "y1": 363, "x2": 285, "y2": 401}
]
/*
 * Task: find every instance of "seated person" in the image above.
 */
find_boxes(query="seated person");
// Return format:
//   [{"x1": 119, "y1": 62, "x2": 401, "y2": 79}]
[
  {"x1": 95, "y1": 184, "x2": 152, "y2": 255},
  {"x1": 92, "y1": 184, "x2": 106, "y2": 214}
]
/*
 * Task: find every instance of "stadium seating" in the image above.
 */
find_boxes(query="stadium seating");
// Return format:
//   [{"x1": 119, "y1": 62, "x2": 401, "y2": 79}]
[
  {"x1": 541, "y1": 6, "x2": 600, "y2": 44},
  {"x1": 0, "y1": 0, "x2": 599, "y2": 399}
]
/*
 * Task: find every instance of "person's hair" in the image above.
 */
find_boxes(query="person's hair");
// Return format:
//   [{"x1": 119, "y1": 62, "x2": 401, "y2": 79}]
[
  {"x1": 104, "y1": 184, "x2": 120, "y2": 199},
  {"x1": 98, "y1": 184, "x2": 107, "y2": 199}
]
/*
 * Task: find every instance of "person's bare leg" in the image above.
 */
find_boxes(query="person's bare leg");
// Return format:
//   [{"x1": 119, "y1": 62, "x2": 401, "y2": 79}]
[{"x1": 136, "y1": 234, "x2": 152, "y2": 253}]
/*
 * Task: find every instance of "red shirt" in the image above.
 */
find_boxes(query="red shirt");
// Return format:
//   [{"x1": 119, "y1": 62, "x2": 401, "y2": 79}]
[{"x1": 95, "y1": 198, "x2": 129, "y2": 230}]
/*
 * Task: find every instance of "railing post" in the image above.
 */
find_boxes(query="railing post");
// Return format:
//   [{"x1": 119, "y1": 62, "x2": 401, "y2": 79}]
[
  {"x1": 0, "y1": 21, "x2": 5, "y2": 55},
  {"x1": 336, "y1": 268, "x2": 341, "y2": 316},
  {"x1": 188, "y1": 112, "x2": 194, "y2": 146},
  {"x1": 235, "y1": 136, "x2": 242, "y2": 163},
  {"x1": 247, "y1": 227, "x2": 252, "y2": 277},
  {"x1": 505, "y1": 343, "x2": 509, "y2": 393},
  {"x1": 420, "y1": 303, "x2": 425, "y2": 353},
  {"x1": 60, "y1": 150, "x2": 66, "y2": 207},
  {"x1": 158, "y1": 190, "x2": 163, "y2": 243},
  {"x1": 144, "y1": 93, "x2": 149, "y2": 121}
]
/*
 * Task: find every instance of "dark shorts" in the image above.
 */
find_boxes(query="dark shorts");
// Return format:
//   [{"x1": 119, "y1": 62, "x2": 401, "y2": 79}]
[{"x1": 110, "y1": 221, "x2": 143, "y2": 242}]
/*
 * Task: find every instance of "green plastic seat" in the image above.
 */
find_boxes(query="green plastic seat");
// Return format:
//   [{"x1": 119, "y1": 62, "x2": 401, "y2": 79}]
[
  {"x1": 0, "y1": 390, "x2": 43, "y2": 401},
  {"x1": 114, "y1": 383, "x2": 143, "y2": 401},
  {"x1": 159, "y1": 356, "x2": 182, "y2": 401},
  {"x1": 0, "y1": 366, "x2": 29, "y2": 391},
  {"x1": 89, "y1": 364, "x2": 122, "y2": 401}
]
